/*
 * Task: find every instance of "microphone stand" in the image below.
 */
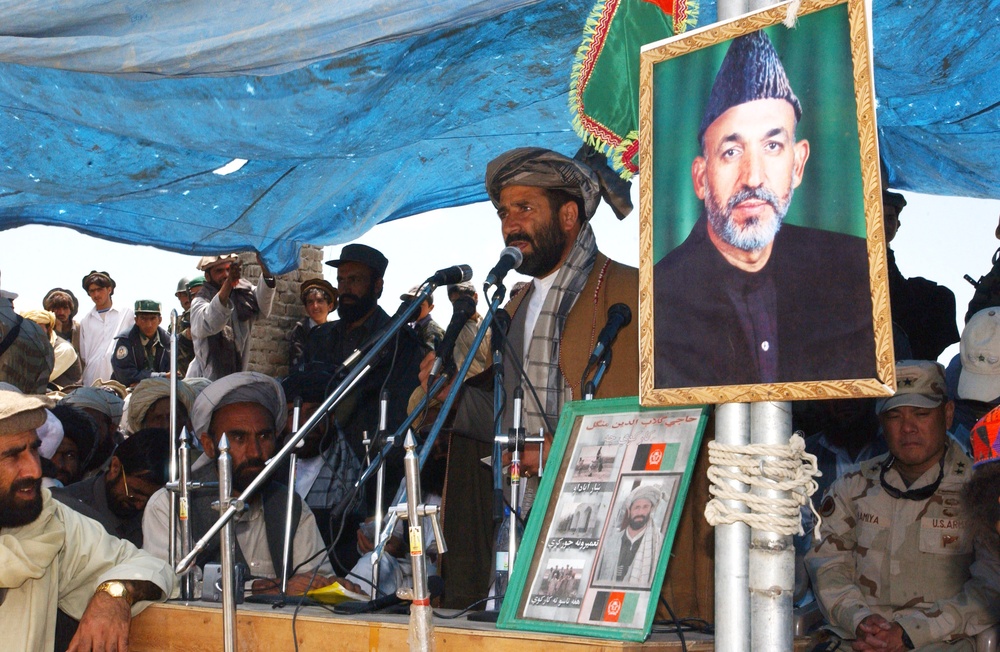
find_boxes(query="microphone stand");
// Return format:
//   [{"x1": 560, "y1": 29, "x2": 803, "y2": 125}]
[
  {"x1": 371, "y1": 390, "x2": 391, "y2": 599},
  {"x1": 217, "y1": 434, "x2": 238, "y2": 652},
  {"x1": 175, "y1": 281, "x2": 432, "y2": 575},
  {"x1": 280, "y1": 399, "x2": 303, "y2": 597},
  {"x1": 490, "y1": 309, "x2": 510, "y2": 524},
  {"x1": 168, "y1": 310, "x2": 179, "y2": 577}
]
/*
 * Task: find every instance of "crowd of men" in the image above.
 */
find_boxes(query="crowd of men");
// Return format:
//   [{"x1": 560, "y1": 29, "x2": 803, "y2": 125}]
[{"x1": 1, "y1": 34, "x2": 1000, "y2": 649}]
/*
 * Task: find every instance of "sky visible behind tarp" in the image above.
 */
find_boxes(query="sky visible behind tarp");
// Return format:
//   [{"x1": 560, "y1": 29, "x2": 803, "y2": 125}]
[{"x1": 0, "y1": 0, "x2": 998, "y2": 273}]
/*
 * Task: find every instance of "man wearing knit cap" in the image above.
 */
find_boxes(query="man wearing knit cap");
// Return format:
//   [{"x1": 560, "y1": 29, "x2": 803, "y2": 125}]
[
  {"x1": 594, "y1": 483, "x2": 665, "y2": 588},
  {"x1": 807, "y1": 360, "x2": 1000, "y2": 651},
  {"x1": 423, "y1": 147, "x2": 640, "y2": 609},
  {"x1": 653, "y1": 29, "x2": 876, "y2": 389},
  {"x1": 188, "y1": 253, "x2": 275, "y2": 380},
  {"x1": 0, "y1": 389, "x2": 173, "y2": 650},
  {"x1": 141, "y1": 371, "x2": 348, "y2": 595},
  {"x1": 79, "y1": 270, "x2": 135, "y2": 387},
  {"x1": 110, "y1": 300, "x2": 172, "y2": 388}
]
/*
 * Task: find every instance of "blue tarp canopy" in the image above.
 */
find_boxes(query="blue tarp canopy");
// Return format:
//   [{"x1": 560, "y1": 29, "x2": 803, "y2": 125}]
[{"x1": 0, "y1": 0, "x2": 996, "y2": 272}]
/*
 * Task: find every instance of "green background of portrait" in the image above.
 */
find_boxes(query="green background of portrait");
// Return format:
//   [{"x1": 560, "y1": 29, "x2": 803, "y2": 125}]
[{"x1": 651, "y1": 4, "x2": 864, "y2": 263}]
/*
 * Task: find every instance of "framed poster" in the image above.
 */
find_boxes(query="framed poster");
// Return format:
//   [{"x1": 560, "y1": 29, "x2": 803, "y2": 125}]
[
  {"x1": 497, "y1": 397, "x2": 707, "y2": 642},
  {"x1": 637, "y1": 0, "x2": 896, "y2": 407}
]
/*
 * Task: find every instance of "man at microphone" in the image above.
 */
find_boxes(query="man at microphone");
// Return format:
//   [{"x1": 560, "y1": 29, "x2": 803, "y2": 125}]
[{"x1": 420, "y1": 147, "x2": 639, "y2": 608}]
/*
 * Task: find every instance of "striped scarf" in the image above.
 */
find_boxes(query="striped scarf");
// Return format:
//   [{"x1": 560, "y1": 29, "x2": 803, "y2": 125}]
[{"x1": 522, "y1": 223, "x2": 598, "y2": 437}]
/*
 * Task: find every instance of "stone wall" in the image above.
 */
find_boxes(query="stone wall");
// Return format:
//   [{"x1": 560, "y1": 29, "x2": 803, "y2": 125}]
[{"x1": 241, "y1": 245, "x2": 326, "y2": 378}]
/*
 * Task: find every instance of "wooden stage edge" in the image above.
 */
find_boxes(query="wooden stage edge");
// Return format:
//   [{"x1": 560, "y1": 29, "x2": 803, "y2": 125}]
[{"x1": 131, "y1": 601, "x2": 812, "y2": 651}]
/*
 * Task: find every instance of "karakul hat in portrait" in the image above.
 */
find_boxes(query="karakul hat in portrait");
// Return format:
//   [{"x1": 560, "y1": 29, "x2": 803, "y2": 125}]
[{"x1": 698, "y1": 29, "x2": 802, "y2": 144}]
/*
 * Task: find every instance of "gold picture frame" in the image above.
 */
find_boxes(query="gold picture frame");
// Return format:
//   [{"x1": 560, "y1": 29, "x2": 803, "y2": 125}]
[{"x1": 638, "y1": 0, "x2": 895, "y2": 406}]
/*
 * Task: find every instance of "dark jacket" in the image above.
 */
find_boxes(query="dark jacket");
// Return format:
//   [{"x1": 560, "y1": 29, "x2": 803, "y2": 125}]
[
  {"x1": 653, "y1": 218, "x2": 877, "y2": 389},
  {"x1": 110, "y1": 325, "x2": 171, "y2": 386}
]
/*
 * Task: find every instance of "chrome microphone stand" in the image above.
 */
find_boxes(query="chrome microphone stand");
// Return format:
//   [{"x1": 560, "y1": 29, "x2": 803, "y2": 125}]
[{"x1": 217, "y1": 434, "x2": 240, "y2": 652}]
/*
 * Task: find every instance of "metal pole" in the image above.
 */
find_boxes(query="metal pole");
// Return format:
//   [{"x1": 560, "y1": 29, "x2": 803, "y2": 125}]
[
  {"x1": 280, "y1": 401, "x2": 301, "y2": 596},
  {"x1": 371, "y1": 391, "x2": 390, "y2": 599},
  {"x1": 402, "y1": 430, "x2": 433, "y2": 652},
  {"x1": 217, "y1": 434, "x2": 238, "y2": 652},
  {"x1": 714, "y1": 403, "x2": 751, "y2": 652},
  {"x1": 168, "y1": 310, "x2": 179, "y2": 569},
  {"x1": 749, "y1": 401, "x2": 794, "y2": 652},
  {"x1": 177, "y1": 428, "x2": 194, "y2": 600}
]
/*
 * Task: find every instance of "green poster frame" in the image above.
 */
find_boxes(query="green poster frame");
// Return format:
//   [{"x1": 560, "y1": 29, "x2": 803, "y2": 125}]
[{"x1": 497, "y1": 397, "x2": 708, "y2": 642}]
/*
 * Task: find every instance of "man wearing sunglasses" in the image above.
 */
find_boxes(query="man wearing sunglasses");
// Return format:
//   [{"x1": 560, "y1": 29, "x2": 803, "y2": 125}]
[{"x1": 806, "y1": 360, "x2": 1000, "y2": 651}]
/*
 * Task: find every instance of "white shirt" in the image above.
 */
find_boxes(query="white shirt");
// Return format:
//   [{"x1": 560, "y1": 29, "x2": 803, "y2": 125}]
[
  {"x1": 79, "y1": 304, "x2": 134, "y2": 386},
  {"x1": 523, "y1": 273, "x2": 557, "y2": 360}
]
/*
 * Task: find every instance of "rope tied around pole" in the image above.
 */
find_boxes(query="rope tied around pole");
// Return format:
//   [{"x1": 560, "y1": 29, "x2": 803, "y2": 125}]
[{"x1": 704, "y1": 432, "x2": 822, "y2": 537}]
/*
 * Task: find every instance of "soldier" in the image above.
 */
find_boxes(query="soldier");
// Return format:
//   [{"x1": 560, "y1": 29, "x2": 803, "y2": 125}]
[
  {"x1": 110, "y1": 300, "x2": 172, "y2": 388},
  {"x1": 806, "y1": 360, "x2": 1000, "y2": 651},
  {"x1": 170, "y1": 276, "x2": 197, "y2": 376}
]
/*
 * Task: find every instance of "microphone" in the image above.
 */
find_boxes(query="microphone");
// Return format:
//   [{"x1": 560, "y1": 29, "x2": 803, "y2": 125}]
[
  {"x1": 427, "y1": 295, "x2": 478, "y2": 385},
  {"x1": 427, "y1": 265, "x2": 473, "y2": 287},
  {"x1": 484, "y1": 247, "x2": 523, "y2": 289},
  {"x1": 587, "y1": 303, "x2": 632, "y2": 366}
]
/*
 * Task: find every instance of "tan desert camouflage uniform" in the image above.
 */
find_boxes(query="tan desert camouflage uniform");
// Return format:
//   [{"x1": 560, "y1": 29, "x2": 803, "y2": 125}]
[{"x1": 805, "y1": 440, "x2": 1000, "y2": 648}]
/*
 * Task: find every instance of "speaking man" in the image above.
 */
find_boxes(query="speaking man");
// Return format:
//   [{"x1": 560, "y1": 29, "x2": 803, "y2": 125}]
[{"x1": 653, "y1": 30, "x2": 876, "y2": 389}]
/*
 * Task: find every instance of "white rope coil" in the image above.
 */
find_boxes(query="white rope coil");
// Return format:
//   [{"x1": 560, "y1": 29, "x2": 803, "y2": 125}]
[{"x1": 704, "y1": 433, "x2": 822, "y2": 537}]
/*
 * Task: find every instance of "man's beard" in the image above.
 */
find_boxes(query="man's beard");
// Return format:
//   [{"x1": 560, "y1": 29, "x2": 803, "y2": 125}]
[
  {"x1": 337, "y1": 289, "x2": 377, "y2": 323},
  {"x1": 628, "y1": 512, "x2": 649, "y2": 531},
  {"x1": 233, "y1": 458, "x2": 266, "y2": 493},
  {"x1": 507, "y1": 215, "x2": 567, "y2": 278},
  {"x1": 0, "y1": 478, "x2": 43, "y2": 528},
  {"x1": 705, "y1": 184, "x2": 792, "y2": 252}
]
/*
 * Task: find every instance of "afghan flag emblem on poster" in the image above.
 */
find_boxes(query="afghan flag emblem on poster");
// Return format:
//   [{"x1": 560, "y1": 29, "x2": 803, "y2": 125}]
[
  {"x1": 589, "y1": 590, "x2": 639, "y2": 623},
  {"x1": 631, "y1": 443, "x2": 667, "y2": 471}
]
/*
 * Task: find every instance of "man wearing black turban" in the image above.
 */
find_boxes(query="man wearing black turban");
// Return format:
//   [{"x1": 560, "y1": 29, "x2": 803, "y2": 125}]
[{"x1": 653, "y1": 30, "x2": 876, "y2": 389}]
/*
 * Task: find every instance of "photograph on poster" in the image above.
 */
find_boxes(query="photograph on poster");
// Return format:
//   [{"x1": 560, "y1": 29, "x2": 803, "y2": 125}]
[
  {"x1": 529, "y1": 558, "x2": 586, "y2": 608},
  {"x1": 590, "y1": 474, "x2": 677, "y2": 590},
  {"x1": 638, "y1": 0, "x2": 894, "y2": 406},
  {"x1": 569, "y1": 445, "x2": 616, "y2": 482},
  {"x1": 551, "y1": 497, "x2": 608, "y2": 542}
]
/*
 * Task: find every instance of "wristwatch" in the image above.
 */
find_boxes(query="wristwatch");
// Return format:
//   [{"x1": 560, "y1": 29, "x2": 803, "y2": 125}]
[{"x1": 95, "y1": 580, "x2": 131, "y2": 605}]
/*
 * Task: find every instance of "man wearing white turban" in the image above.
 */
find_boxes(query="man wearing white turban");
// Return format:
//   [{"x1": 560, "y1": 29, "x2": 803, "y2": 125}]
[
  {"x1": 594, "y1": 484, "x2": 665, "y2": 588},
  {"x1": 141, "y1": 372, "x2": 355, "y2": 595}
]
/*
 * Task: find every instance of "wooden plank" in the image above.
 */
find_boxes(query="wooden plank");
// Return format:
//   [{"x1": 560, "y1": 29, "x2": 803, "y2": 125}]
[{"x1": 130, "y1": 602, "x2": 725, "y2": 651}]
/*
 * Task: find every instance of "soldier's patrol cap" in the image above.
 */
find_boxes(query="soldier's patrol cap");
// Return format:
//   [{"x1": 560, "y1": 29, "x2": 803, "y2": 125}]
[
  {"x1": 882, "y1": 190, "x2": 907, "y2": 211},
  {"x1": 186, "y1": 276, "x2": 206, "y2": 292},
  {"x1": 876, "y1": 360, "x2": 948, "y2": 415},
  {"x1": 324, "y1": 244, "x2": 388, "y2": 279},
  {"x1": 134, "y1": 300, "x2": 161, "y2": 315},
  {"x1": 399, "y1": 285, "x2": 432, "y2": 305}
]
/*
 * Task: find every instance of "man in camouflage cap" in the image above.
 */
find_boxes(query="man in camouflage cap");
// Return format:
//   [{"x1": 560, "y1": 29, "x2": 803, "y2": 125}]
[
  {"x1": 806, "y1": 360, "x2": 1000, "y2": 650},
  {"x1": 110, "y1": 300, "x2": 172, "y2": 388}
]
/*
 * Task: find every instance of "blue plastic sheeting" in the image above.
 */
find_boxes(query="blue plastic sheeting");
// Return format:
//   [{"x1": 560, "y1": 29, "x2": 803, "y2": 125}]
[
  {"x1": 873, "y1": 0, "x2": 1000, "y2": 198},
  {"x1": 0, "y1": 0, "x2": 622, "y2": 273},
  {"x1": 0, "y1": 1, "x2": 995, "y2": 272}
]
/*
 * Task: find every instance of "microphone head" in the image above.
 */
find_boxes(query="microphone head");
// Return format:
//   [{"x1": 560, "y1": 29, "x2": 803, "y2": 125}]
[
  {"x1": 608, "y1": 303, "x2": 632, "y2": 327},
  {"x1": 431, "y1": 264, "x2": 473, "y2": 286},
  {"x1": 502, "y1": 246, "x2": 524, "y2": 269},
  {"x1": 454, "y1": 264, "x2": 474, "y2": 283}
]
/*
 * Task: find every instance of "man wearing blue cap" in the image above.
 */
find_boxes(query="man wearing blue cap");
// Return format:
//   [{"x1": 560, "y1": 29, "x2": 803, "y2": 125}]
[
  {"x1": 653, "y1": 30, "x2": 876, "y2": 390},
  {"x1": 110, "y1": 300, "x2": 172, "y2": 387}
]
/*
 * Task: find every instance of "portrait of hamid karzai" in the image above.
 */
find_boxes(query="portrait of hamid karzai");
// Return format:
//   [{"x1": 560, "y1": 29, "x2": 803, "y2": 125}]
[{"x1": 652, "y1": 28, "x2": 877, "y2": 392}]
